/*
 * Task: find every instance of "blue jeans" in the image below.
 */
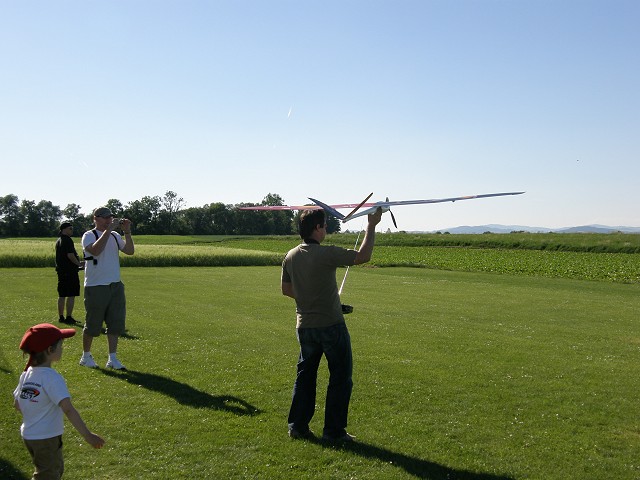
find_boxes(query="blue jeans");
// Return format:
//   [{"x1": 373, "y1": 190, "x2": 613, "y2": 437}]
[{"x1": 288, "y1": 322, "x2": 353, "y2": 438}]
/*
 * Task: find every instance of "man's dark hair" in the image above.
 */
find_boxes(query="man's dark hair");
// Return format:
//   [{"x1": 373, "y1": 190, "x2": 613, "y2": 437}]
[{"x1": 298, "y1": 209, "x2": 326, "y2": 240}]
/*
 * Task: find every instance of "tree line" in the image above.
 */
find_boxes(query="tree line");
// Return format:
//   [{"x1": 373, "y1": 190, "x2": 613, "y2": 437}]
[{"x1": 0, "y1": 192, "x2": 341, "y2": 237}]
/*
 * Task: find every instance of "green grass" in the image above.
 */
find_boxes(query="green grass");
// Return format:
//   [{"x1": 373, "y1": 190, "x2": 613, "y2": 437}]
[
  {"x1": 1, "y1": 236, "x2": 639, "y2": 283},
  {"x1": 1, "y1": 267, "x2": 639, "y2": 479},
  {"x1": 364, "y1": 231, "x2": 640, "y2": 253}
]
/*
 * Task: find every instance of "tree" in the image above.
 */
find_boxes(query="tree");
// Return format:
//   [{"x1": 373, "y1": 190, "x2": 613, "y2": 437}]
[
  {"x1": 19, "y1": 200, "x2": 40, "y2": 236},
  {"x1": 18, "y1": 200, "x2": 61, "y2": 236},
  {"x1": 261, "y1": 193, "x2": 286, "y2": 206},
  {"x1": 161, "y1": 191, "x2": 186, "y2": 235},
  {"x1": 326, "y1": 214, "x2": 341, "y2": 234},
  {"x1": 0, "y1": 191, "x2": 312, "y2": 237},
  {"x1": 208, "y1": 203, "x2": 234, "y2": 234},
  {"x1": 105, "y1": 199, "x2": 124, "y2": 217},
  {"x1": 0, "y1": 194, "x2": 21, "y2": 236},
  {"x1": 124, "y1": 196, "x2": 162, "y2": 234},
  {"x1": 179, "y1": 206, "x2": 208, "y2": 235},
  {"x1": 62, "y1": 203, "x2": 85, "y2": 236},
  {"x1": 37, "y1": 200, "x2": 62, "y2": 236},
  {"x1": 260, "y1": 193, "x2": 294, "y2": 235},
  {"x1": 233, "y1": 203, "x2": 267, "y2": 234},
  {"x1": 62, "y1": 203, "x2": 81, "y2": 219}
]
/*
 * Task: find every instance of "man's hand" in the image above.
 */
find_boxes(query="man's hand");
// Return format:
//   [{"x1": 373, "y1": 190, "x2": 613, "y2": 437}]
[
  {"x1": 368, "y1": 207, "x2": 383, "y2": 226},
  {"x1": 85, "y1": 432, "x2": 105, "y2": 449},
  {"x1": 121, "y1": 218, "x2": 132, "y2": 233}
]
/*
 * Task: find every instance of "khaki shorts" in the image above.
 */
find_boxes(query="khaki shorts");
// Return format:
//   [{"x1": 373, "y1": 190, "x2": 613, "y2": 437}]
[
  {"x1": 24, "y1": 435, "x2": 64, "y2": 480},
  {"x1": 84, "y1": 281, "x2": 126, "y2": 336}
]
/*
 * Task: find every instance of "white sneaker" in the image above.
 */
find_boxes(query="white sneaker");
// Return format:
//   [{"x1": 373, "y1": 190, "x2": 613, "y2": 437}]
[
  {"x1": 106, "y1": 358, "x2": 126, "y2": 370},
  {"x1": 79, "y1": 354, "x2": 98, "y2": 368}
]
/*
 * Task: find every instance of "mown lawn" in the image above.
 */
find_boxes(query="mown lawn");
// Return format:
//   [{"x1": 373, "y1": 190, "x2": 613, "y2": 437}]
[{"x1": 1, "y1": 266, "x2": 639, "y2": 479}]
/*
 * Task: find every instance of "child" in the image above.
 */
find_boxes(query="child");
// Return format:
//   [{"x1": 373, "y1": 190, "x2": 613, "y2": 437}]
[{"x1": 14, "y1": 323, "x2": 105, "y2": 479}]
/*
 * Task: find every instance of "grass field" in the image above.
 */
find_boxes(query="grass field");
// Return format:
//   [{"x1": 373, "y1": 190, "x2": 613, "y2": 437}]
[
  {"x1": 1, "y1": 234, "x2": 639, "y2": 283},
  {"x1": 1, "y1": 264, "x2": 639, "y2": 479}
]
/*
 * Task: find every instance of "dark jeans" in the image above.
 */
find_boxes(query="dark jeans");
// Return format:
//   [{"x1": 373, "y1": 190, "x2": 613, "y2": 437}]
[{"x1": 288, "y1": 322, "x2": 353, "y2": 438}]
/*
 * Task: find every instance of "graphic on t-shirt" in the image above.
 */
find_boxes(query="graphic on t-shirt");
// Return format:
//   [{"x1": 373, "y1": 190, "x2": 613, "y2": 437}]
[{"x1": 20, "y1": 387, "x2": 40, "y2": 401}]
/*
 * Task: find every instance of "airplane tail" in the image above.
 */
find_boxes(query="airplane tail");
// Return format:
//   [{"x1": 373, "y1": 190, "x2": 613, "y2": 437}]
[
  {"x1": 310, "y1": 192, "x2": 374, "y2": 222},
  {"x1": 308, "y1": 198, "x2": 346, "y2": 220}
]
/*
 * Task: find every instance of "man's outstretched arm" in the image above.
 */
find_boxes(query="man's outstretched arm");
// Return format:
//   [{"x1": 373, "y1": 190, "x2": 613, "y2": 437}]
[{"x1": 354, "y1": 208, "x2": 382, "y2": 265}]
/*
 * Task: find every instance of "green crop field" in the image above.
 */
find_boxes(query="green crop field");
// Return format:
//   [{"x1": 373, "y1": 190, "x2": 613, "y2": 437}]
[
  {"x1": 1, "y1": 233, "x2": 639, "y2": 283},
  {"x1": 1, "y1": 234, "x2": 639, "y2": 479}
]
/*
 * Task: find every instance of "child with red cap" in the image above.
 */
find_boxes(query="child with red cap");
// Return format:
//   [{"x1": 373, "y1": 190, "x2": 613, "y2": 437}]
[{"x1": 13, "y1": 323, "x2": 105, "y2": 479}]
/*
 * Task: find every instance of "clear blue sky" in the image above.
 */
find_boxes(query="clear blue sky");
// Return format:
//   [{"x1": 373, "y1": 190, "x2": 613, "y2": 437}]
[{"x1": 2, "y1": 1, "x2": 638, "y2": 231}]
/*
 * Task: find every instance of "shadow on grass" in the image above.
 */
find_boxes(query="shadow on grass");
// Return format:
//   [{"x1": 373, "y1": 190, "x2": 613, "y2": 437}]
[
  {"x1": 100, "y1": 327, "x2": 139, "y2": 339},
  {"x1": 59, "y1": 321, "x2": 140, "y2": 340},
  {"x1": 119, "y1": 330, "x2": 139, "y2": 340},
  {"x1": 100, "y1": 369, "x2": 260, "y2": 416},
  {"x1": 314, "y1": 439, "x2": 514, "y2": 480},
  {"x1": 0, "y1": 458, "x2": 29, "y2": 480}
]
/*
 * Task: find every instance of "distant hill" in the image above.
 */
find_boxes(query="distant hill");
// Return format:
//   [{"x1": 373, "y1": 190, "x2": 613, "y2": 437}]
[{"x1": 429, "y1": 224, "x2": 640, "y2": 234}]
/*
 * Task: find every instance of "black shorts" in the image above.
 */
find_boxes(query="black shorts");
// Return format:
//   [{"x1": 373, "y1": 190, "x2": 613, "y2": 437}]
[{"x1": 57, "y1": 271, "x2": 80, "y2": 297}]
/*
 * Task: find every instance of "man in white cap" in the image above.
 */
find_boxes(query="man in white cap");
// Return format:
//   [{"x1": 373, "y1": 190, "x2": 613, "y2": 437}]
[{"x1": 79, "y1": 207, "x2": 134, "y2": 370}]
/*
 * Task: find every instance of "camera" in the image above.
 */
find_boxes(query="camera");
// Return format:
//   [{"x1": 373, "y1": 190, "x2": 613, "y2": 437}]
[{"x1": 110, "y1": 218, "x2": 124, "y2": 229}]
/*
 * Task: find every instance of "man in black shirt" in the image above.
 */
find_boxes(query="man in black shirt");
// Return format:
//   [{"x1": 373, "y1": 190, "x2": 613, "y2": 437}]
[{"x1": 55, "y1": 222, "x2": 83, "y2": 324}]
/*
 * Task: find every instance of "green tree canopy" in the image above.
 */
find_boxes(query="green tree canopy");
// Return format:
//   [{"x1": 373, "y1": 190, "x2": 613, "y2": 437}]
[{"x1": 0, "y1": 192, "x2": 336, "y2": 237}]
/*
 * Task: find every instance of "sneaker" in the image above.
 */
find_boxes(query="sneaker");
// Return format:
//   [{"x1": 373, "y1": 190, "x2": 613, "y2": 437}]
[
  {"x1": 322, "y1": 432, "x2": 355, "y2": 443},
  {"x1": 64, "y1": 316, "x2": 78, "y2": 325},
  {"x1": 289, "y1": 429, "x2": 315, "y2": 440},
  {"x1": 106, "y1": 358, "x2": 127, "y2": 371},
  {"x1": 79, "y1": 354, "x2": 98, "y2": 368}
]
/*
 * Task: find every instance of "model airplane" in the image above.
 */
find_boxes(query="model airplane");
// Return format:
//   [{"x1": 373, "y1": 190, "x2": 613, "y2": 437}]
[{"x1": 239, "y1": 191, "x2": 525, "y2": 228}]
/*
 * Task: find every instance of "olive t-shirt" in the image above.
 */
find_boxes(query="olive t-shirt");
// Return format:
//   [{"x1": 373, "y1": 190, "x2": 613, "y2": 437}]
[{"x1": 281, "y1": 243, "x2": 357, "y2": 328}]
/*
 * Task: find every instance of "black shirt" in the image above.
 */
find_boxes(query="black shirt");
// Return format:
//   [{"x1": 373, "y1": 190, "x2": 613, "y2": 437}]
[{"x1": 55, "y1": 235, "x2": 79, "y2": 273}]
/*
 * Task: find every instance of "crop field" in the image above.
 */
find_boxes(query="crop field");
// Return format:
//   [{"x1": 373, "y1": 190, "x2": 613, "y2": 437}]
[
  {"x1": 1, "y1": 233, "x2": 639, "y2": 283},
  {"x1": 1, "y1": 234, "x2": 639, "y2": 479}
]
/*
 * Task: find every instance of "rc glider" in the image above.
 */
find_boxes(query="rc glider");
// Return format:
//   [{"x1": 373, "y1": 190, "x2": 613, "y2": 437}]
[{"x1": 239, "y1": 191, "x2": 525, "y2": 228}]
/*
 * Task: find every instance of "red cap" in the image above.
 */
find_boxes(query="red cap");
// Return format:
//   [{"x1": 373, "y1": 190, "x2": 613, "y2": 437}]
[{"x1": 19, "y1": 324, "x2": 76, "y2": 367}]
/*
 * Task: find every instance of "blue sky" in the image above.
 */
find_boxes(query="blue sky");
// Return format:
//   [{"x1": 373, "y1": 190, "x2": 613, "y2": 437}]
[{"x1": 2, "y1": 1, "x2": 638, "y2": 231}]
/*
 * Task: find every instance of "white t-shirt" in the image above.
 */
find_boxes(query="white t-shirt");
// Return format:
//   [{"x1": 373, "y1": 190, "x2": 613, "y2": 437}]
[
  {"x1": 82, "y1": 229, "x2": 123, "y2": 286},
  {"x1": 14, "y1": 367, "x2": 71, "y2": 440}
]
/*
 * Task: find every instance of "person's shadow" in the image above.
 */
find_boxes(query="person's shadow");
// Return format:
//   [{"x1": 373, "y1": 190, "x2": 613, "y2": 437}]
[
  {"x1": 61, "y1": 321, "x2": 140, "y2": 340},
  {"x1": 315, "y1": 439, "x2": 515, "y2": 480},
  {"x1": 100, "y1": 369, "x2": 260, "y2": 416},
  {"x1": 0, "y1": 458, "x2": 29, "y2": 480}
]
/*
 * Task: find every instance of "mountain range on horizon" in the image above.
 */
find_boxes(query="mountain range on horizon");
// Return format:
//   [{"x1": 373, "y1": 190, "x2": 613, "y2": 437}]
[{"x1": 426, "y1": 224, "x2": 640, "y2": 234}]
